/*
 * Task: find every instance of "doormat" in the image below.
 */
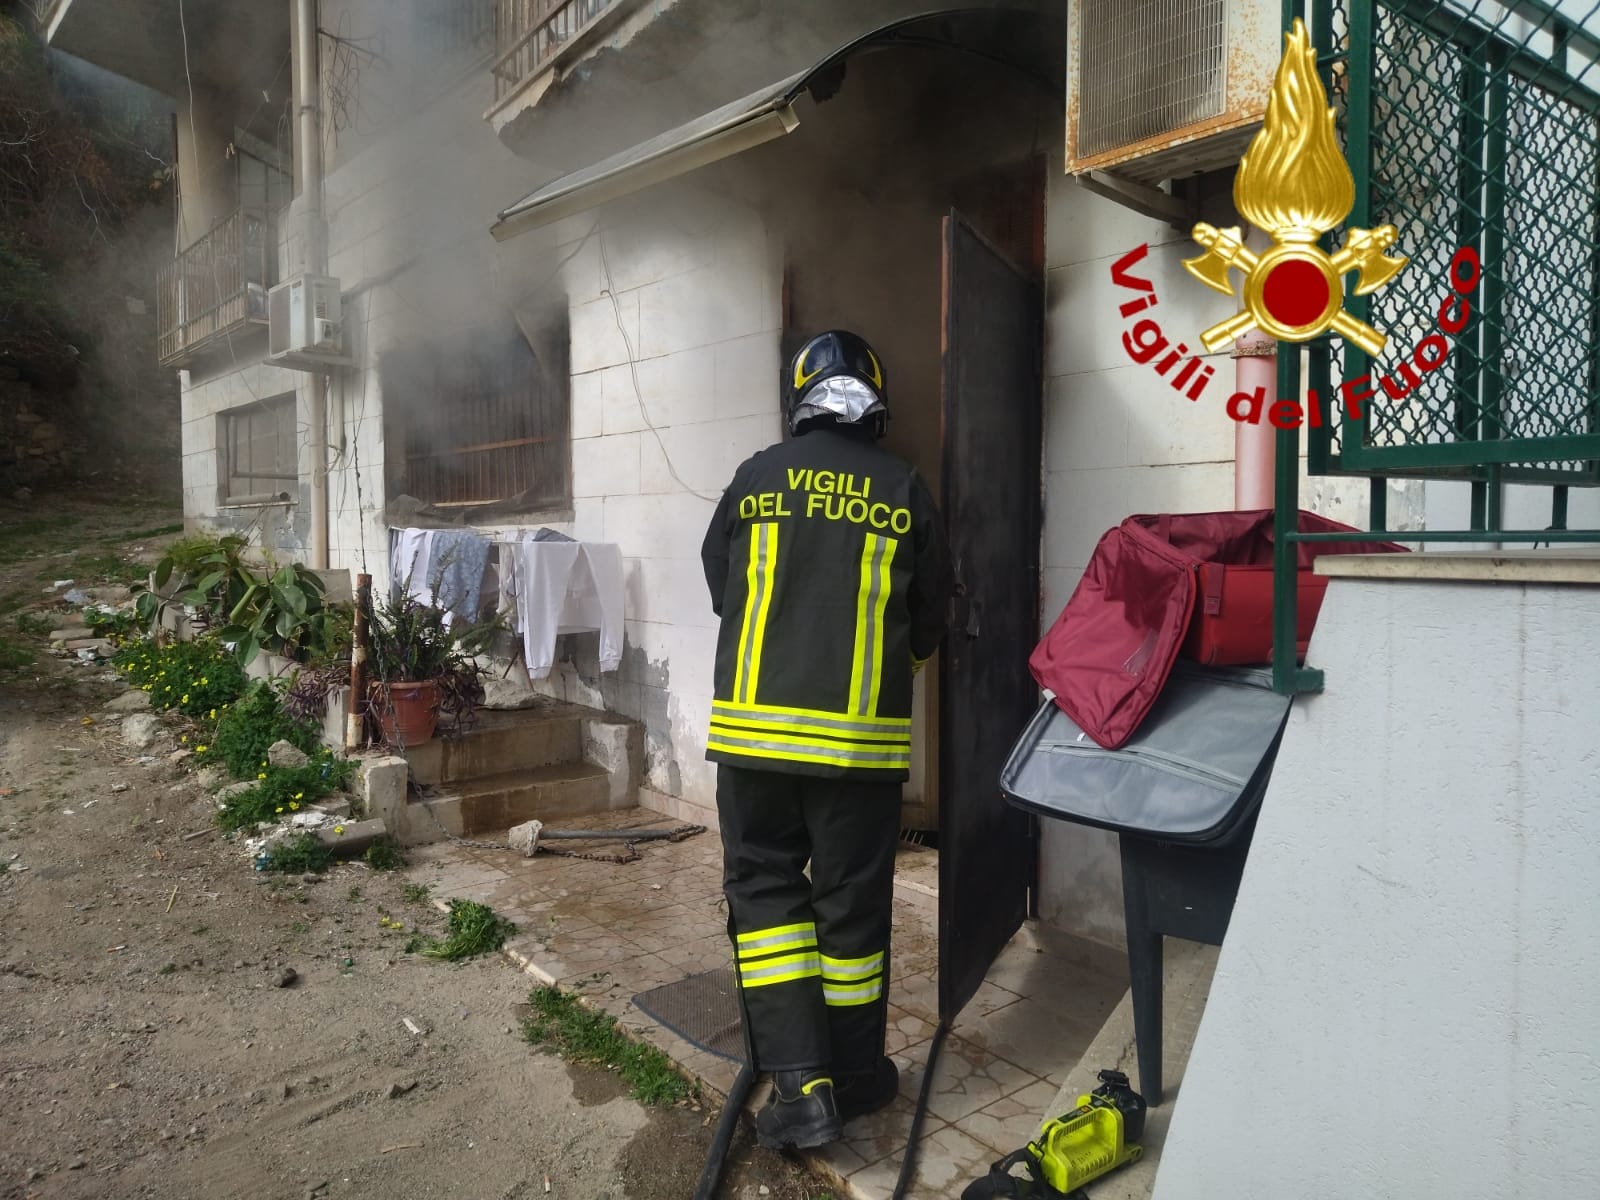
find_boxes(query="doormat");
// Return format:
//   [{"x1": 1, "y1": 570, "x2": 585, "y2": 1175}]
[{"x1": 632, "y1": 967, "x2": 745, "y2": 1063}]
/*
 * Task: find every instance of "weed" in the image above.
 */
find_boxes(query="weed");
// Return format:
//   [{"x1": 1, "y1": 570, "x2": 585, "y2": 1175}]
[
  {"x1": 203, "y1": 680, "x2": 318, "y2": 780},
  {"x1": 84, "y1": 608, "x2": 141, "y2": 639},
  {"x1": 123, "y1": 523, "x2": 184, "y2": 539},
  {"x1": 0, "y1": 514, "x2": 76, "y2": 563},
  {"x1": 401, "y1": 883, "x2": 431, "y2": 904},
  {"x1": 413, "y1": 899, "x2": 516, "y2": 962},
  {"x1": 259, "y1": 833, "x2": 334, "y2": 874},
  {"x1": 215, "y1": 757, "x2": 352, "y2": 833},
  {"x1": 290, "y1": 920, "x2": 309, "y2": 934},
  {"x1": 0, "y1": 636, "x2": 33, "y2": 672},
  {"x1": 13, "y1": 611, "x2": 53, "y2": 638},
  {"x1": 521, "y1": 986, "x2": 694, "y2": 1106},
  {"x1": 191, "y1": 925, "x2": 208, "y2": 935},
  {"x1": 112, "y1": 638, "x2": 247, "y2": 719},
  {"x1": 363, "y1": 837, "x2": 406, "y2": 872},
  {"x1": 66, "y1": 550, "x2": 148, "y2": 586},
  {"x1": 158, "y1": 963, "x2": 177, "y2": 976},
  {"x1": 346, "y1": 885, "x2": 363, "y2": 902}
]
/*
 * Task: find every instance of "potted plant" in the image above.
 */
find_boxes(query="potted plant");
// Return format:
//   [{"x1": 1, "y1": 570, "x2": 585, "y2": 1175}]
[{"x1": 364, "y1": 588, "x2": 492, "y2": 747}]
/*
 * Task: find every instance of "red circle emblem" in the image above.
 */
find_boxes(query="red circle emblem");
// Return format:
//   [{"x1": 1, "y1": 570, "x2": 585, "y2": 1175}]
[{"x1": 1262, "y1": 259, "x2": 1331, "y2": 328}]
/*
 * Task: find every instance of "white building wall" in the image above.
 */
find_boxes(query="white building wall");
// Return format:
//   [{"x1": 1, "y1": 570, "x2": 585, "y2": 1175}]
[
  {"x1": 1036, "y1": 172, "x2": 1384, "y2": 947},
  {"x1": 1153, "y1": 569, "x2": 1600, "y2": 1200},
  {"x1": 529, "y1": 193, "x2": 783, "y2": 805}
]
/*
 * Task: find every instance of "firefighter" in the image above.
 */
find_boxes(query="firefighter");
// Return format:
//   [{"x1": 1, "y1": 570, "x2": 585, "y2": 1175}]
[{"x1": 701, "y1": 329, "x2": 953, "y2": 1150}]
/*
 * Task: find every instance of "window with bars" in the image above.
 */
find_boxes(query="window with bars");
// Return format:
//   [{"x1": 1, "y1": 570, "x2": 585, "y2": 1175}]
[
  {"x1": 219, "y1": 394, "x2": 299, "y2": 505},
  {"x1": 382, "y1": 316, "x2": 569, "y2": 510}
]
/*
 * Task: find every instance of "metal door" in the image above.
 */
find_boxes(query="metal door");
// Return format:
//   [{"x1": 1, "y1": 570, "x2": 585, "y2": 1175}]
[{"x1": 937, "y1": 211, "x2": 1043, "y2": 1022}]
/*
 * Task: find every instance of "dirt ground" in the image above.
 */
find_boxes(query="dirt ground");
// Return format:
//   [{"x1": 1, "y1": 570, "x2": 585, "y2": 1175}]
[{"x1": 0, "y1": 495, "x2": 827, "y2": 1200}]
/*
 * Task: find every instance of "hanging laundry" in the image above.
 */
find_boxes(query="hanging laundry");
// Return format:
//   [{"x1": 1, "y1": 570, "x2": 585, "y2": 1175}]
[
  {"x1": 427, "y1": 528, "x2": 493, "y2": 623},
  {"x1": 502, "y1": 537, "x2": 624, "y2": 678},
  {"x1": 390, "y1": 527, "x2": 435, "y2": 604}
]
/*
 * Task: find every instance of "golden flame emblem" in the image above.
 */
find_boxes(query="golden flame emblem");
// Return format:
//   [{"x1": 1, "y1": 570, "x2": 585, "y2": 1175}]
[{"x1": 1184, "y1": 19, "x2": 1408, "y2": 356}]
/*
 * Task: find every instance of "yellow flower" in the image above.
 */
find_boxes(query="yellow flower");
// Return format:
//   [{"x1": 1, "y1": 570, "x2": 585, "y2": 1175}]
[
  {"x1": 142, "y1": 685, "x2": 152, "y2": 692},
  {"x1": 289, "y1": 801, "x2": 300, "y2": 811},
  {"x1": 257, "y1": 772, "x2": 267, "y2": 780},
  {"x1": 293, "y1": 792, "x2": 303, "y2": 800},
  {"x1": 180, "y1": 734, "x2": 188, "y2": 743},
  {"x1": 276, "y1": 806, "x2": 284, "y2": 813},
  {"x1": 180, "y1": 694, "x2": 189, "y2": 703},
  {"x1": 334, "y1": 825, "x2": 345, "y2": 835},
  {"x1": 196, "y1": 744, "x2": 208, "y2": 753},
  {"x1": 209, "y1": 709, "x2": 216, "y2": 720},
  {"x1": 200, "y1": 677, "x2": 208, "y2": 685}
]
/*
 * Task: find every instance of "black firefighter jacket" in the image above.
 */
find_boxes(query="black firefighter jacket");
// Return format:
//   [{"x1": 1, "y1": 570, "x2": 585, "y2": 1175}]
[{"x1": 701, "y1": 425, "x2": 952, "y2": 780}]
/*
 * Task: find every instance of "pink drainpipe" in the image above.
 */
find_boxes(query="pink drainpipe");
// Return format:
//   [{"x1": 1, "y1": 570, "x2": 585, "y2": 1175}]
[{"x1": 1233, "y1": 332, "x2": 1277, "y2": 509}]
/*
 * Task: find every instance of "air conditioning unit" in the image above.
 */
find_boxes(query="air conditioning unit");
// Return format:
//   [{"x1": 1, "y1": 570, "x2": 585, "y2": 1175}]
[
  {"x1": 267, "y1": 273, "x2": 352, "y2": 370},
  {"x1": 1067, "y1": 0, "x2": 1279, "y2": 187}
]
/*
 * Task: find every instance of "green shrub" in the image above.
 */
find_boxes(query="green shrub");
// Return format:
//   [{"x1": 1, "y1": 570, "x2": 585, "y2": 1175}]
[
  {"x1": 364, "y1": 837, "x2": 406, "y2": 871},
  {"x1": 413, "y1": 899, "x2": 516, "y2": 961},
  {"x1": 203, "y1": 680, "x2": 320, "y2": 780},
  {"x1": 216, "y1": 757, "x2": 354, "y2": 833},
  {"x1": 112, "y1": 638, "x2": 247, "y2": 717},
  {"x1": 258, "y1": 833, "x2": 333, "y2": 874}
]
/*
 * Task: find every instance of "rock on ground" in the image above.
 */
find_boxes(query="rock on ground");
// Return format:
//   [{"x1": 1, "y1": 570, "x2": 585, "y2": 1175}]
[
  {"x1": 104, "y1": 690, "x2": 152, "y2": 713},
  {"x1": 120, "y1": 712, "x2": 161, "y2": 749},
  {"x1": 267, "y1": 739, "x2": 310, "y2": 769}
]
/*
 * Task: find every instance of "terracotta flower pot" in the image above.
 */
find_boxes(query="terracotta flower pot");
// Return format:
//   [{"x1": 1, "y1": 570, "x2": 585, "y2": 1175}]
[{"x1": 372, "y1": 679, "x2": 440, "y2": 746}]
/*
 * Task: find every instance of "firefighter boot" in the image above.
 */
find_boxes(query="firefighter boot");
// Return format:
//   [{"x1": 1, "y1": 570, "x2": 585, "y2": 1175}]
[
  {"x1": 755, "y1": 1070, "x2": 843, "y2": 1150},
  {"x1": 835, "y1": 1056, "x2": 899, "y2": 1122}
]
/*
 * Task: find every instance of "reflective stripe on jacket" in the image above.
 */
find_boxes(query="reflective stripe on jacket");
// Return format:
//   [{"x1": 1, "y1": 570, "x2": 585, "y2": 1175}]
[{"x1": 701, "y1": 426, "x2": 952, "y2": 780}]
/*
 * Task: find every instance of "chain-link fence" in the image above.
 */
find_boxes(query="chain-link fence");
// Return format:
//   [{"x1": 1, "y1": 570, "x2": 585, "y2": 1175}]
[{"x1": 1296, "y1": 0, "x2": 1600, "y2": 484}]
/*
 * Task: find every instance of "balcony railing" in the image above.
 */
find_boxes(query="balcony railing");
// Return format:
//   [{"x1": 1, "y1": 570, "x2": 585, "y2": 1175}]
[
  {"x1": 492, "y1": 0, "x2": 628, "y2": 106},
  {"x1": 156, "y1": 208, "x2": 275, "y2": 367}
]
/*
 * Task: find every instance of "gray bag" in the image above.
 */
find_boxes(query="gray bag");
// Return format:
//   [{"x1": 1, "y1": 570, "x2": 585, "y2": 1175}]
[{"x1": 999, "y1": 662, "x2": 1291, "y2": 845}]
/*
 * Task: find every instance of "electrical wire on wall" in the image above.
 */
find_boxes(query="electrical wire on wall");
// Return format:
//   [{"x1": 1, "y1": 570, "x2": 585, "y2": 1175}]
[{"x1": 596, "y1": 228, "x2": 723, "y2": 505}]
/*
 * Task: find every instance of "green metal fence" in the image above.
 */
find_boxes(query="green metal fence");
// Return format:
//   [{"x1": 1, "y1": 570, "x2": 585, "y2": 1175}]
[{"x1": 1273, "y1": 0, "x2": 1600, "y2": 692}]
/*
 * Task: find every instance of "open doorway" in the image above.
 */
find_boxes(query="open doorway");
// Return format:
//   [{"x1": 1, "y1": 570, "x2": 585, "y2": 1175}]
[{"x1": 757, "y1": 42, "x2": 1052, "y2": 841}]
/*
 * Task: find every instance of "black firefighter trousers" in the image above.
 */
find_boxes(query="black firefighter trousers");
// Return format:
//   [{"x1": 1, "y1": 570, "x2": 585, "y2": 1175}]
[{"x1": 716, "y1": 764, "x2": 901, "y2": 1076}]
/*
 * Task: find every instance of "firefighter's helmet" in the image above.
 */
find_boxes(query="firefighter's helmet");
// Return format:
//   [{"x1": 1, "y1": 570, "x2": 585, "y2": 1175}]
[{"x1": 783, "y1": 330, "x2": 888, "y2": 438}]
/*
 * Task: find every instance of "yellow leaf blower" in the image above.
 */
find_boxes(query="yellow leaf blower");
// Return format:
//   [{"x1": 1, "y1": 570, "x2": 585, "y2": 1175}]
[{"x1": 961, "y1": 1070, "x2": 1146, "y2": 1200}]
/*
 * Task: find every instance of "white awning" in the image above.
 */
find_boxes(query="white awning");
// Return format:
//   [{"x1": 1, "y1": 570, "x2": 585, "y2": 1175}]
[{"x1": 489, "y1": 70, "x2": 808, "y2": 242}]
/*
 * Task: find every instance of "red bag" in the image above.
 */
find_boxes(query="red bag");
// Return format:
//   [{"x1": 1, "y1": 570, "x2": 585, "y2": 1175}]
[{"x1": 1028, "y1": 510, "x2": 1404, "y2": 749}]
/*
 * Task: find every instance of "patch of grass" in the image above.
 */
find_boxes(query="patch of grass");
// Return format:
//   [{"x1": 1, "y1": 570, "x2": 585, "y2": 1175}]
[
  {"x1": 521, "y1": 986, "x2": 693, "y2": 1106},
  {"x1": 0, "y1": 636, "x2": 33, "y2": 672},
  {"x1": 413, "y1": 899, "x2": 516, "y2": 962},
  {"x1": 401, "y1": 882, "x2": 431, "y2": 904},
  {"x1": 346, "y1": 885, "x2": 362, "y2": 901},
  {"x1": 290, "y1": 920, "x2": 309, "y2": 934},
  {"x1": 0, "y1": 513, "x2": 77, "y2": 563},
  {"x1": 122, "y1": 523, "x2": 184, "y2": 540},
  {"x1": 65, "y1": 550, "x2": 148, "y2": 586},
  {"x1": 14, "y1": 611, "x2": 53, "y2": 638},
  {"x1": 259, "y1": 833, "x2": 334, "y2": 874},
  {"x1": 158, "y1": 962, "x2": 177, "y2": 975},
  {"x1": 363, "y1": 836, "x2": 406, "y2": 871}
]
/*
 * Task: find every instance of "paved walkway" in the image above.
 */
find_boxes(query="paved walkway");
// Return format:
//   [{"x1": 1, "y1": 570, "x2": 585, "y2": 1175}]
[{"x1": 410, "y1": 808, "x2": 1129, "y2": 1198}]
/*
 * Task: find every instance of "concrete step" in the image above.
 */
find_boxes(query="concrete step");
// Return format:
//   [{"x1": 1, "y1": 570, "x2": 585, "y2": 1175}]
[
  {"x1": 1039, "y1": 940, "x2": 1221, "y2": 1200},
  {"x1": 403, "y1": 762, "x2": 615, "y2": 840},
  {"x1": 406, "y1": 706, "x2": 584, "y2": 787}
]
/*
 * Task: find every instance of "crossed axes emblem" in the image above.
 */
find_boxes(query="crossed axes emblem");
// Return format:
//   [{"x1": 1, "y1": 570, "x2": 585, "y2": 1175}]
[{"x1": 1184, "y1": 223, "x2": 1408, "y2": 358}]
